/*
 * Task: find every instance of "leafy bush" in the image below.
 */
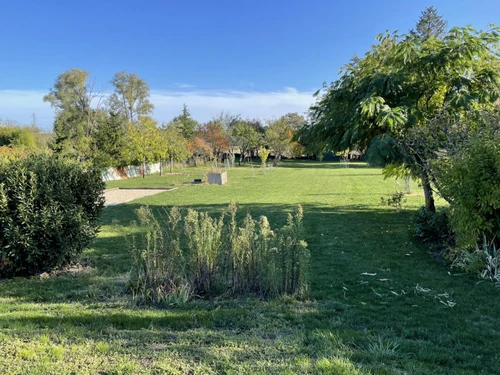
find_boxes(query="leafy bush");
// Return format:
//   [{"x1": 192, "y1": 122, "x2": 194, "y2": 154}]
[
  {"x1": 412, "y1": 206, "x2": 454, "y2": 253},
  {"x1": 380, "y1": 191, "x2": 407, "y2": 211},
  {"x1": 0, "y1": 155, "x2": 105, "y2": 278},
  {"x1": 433, "y1": 116, "x2": 500, "y2": 248},
  {"x1": 129, "y1": 203, "x2": 309, "y2": 303}
]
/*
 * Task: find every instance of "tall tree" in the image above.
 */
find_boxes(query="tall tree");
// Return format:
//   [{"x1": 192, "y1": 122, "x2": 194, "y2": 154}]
[
  {"x1": 265, "y1": 117, "x2": 294, "y2": 166},
  {"x1": 160, "y1": 126, "x2": 191, "y2": 174},
  {"x1": 110, "y1": 72, "x2": 154, "y2": 123},
  {"x1": 197, "y1": 121, "x2": 229, "y2": 162},
  {"x1": 298, "y1": 26, "x2": 500, "y2": 212},
  {"x1": 91, "y1": 112, "x2": 127, "y2": 168},
  {"x1": 169, "y1": 104, "x2": 199, "y2": 140},
  {"x1": 411, "y1": 6, "x2": 448, "y2": 40},
  {"x1": 232, "y1": 120, "x2": 260, "y2": 165},
  {"x1": 125, "y1": 116, "x2": 163, "y2": 178},
  {"x1": 44, "y1": 69, "x2": 104, "y2": 157},
  {"x1": 282, "y1": 112, "x2": 307, "y2": 131}
]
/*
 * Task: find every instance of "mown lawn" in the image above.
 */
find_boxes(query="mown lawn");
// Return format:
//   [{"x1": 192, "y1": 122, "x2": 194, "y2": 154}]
[{"x1": 1, "y1": 161, "x2": 499, "y2": 374}]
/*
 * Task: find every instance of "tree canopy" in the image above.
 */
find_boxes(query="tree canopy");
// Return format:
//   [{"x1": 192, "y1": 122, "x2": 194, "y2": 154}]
[
  {"x1": 110, "y1": 71, "x2": 154, "y2": 123},
  {"x1": 410, "y1": 6, "x2": 448, "y2": 40},
  {"x1": 298, "y1": 25, "x2": 500, "y2": 210}
]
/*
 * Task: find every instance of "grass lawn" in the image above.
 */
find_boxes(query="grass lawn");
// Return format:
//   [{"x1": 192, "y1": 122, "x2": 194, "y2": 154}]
[{"x1": 1, "y1": 161, "x2": 499, "y2": 374}]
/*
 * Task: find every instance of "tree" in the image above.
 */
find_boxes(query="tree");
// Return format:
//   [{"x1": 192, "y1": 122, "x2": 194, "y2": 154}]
[
  {"x1": 299, "y1": 25, "x2": 500, "y2": 212},
  {"x1": 410, "y1": 6, "x2": 448, "y2": 40},
  {"x1": 188, "y1": 137, "x2": 212, "y2": 166},
  {"x1": 110, "y1": 71, "x2": 154, "y2": 123},
  {"x1": 91, "y1": 112, "x2": 127, "y2": 168},
  {"x1": 44, "y1": 68, "x2": 104, "y2": 158},
  {"x1": 232, "y1": 120, "x2": 260, "y2": 165},
  {"x1": 169, "y1": 104, "x2": 199, "y2": 140},
  {"x1": 161, "y1": 126, "x2": 191, "y2": 174},
  {"x1": 282, "y1": 112, "x2": 307, "y2": 131},
  {"x1": 265, "y1": 117, "x2": 294, "y2": 166},
  {"x1": 197, "y1": 121, "x2": 229, "y2": 162},
  {"x1": 258, "y1": 146, "x2": 270, "y2": 167},
  {"x1": 125, "y1": 116, "x2": 163, "y2": 178}
]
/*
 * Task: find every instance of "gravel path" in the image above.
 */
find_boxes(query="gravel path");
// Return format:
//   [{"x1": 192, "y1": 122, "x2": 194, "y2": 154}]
[{"x1": 104, "y1": 188, "x2": 173, "y2": 206}]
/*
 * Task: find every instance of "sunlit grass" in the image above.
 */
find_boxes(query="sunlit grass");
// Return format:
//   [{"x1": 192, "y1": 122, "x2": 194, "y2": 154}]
[{"x1": 0, "y1": 161, "x2": 499, "y2": 374}]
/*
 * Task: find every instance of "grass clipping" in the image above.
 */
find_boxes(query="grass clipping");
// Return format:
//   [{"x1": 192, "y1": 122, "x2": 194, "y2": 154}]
[{"x1": 128, "y1": 203, "x2": 309, "y2": 303}]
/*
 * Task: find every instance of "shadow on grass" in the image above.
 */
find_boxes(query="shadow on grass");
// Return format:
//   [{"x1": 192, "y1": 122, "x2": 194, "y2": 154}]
[
  {"x1": 278, "y1": 161, "x2": 371, "y2": 169},
  {"x1": 0, "y1": 201, "x2": 425, "y2": 304}
]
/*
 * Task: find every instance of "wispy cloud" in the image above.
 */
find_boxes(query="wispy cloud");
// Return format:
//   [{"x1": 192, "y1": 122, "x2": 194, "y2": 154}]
[
  {"x1": 0, "y1": 87, "x2": 315, "y2": 129},
  {"x1": 172, "y1": 83, "x2": 197, "y2": 89}
]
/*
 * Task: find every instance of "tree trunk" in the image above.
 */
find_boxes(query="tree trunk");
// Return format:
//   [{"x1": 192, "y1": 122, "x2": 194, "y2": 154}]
[
  {"x1": 170, "y1": 156, "x2": 173, "y2": 174},
  {"x1": 160, "y1": 159, "x2": 163, "y2": 176},
  {"x1": 239, "y1": 152, "x2": 243, "y2": 166},
  {"x1": 142, "y1": 160, "x2": 146, "y2": 179},
  {"x1": 273, "y1": 153, "x2": 281, "y2": 167},
  {"x1": 422, "y1": 171, "x2": 435, "y2": 212}
]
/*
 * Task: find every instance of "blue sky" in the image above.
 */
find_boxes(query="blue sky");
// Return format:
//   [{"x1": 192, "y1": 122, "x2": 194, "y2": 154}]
[{"x1": 0, "y1": 0, "x2": 498, "y2": 129}]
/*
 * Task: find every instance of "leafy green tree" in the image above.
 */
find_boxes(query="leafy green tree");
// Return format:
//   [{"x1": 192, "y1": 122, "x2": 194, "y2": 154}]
[
  {"x1": 299, "y1": 26, "x2": 500, "y2": 211},
  {"x1": 110, "y1": 71, "x2": 154, "y2": 123},
  {"x1": 432, "y1": 111, "x2": 500, "y2": 248},
  {"x1": 282, "y1": 112, "x2": 307, "y2": 131},
  {"x1": 169, "y1": 104, "x2": 199, "y2": 140},
  {"x1": 265, "y1": 117, "x2": 294, "y2": 166},
  {"x1": 0, "y1": 124, "x2": 36, "y2": 149},
  {"x1": 44, "y1": 69, "x2": 104, "y2": 158},
  {"x1": 410, "y1": 6, "x2": 448, "y2": 40},
  {"x1": 232, "y1": 120, "x2": 260, "y2": 165},
  {"x1": 125, "y1": 116, "x2": 163, "y2": 178},
  {"x1": 258, "y1": 146, "x2": 270, "y2": 167},
  {"x1": 91, "y1": 112, "x2": 127, "y2": 168},
  {"x1": 161, "y1": 126, "x2": 191, "y2": 174}
]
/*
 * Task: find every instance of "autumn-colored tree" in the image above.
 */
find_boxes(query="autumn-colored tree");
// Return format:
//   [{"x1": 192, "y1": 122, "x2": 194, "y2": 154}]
[
  {"x1": 188, "y1": 137, "x2": 212, "y2": 166},
  {"x1": 197, "y1": 121, "x2": 229, "y2": 161}
]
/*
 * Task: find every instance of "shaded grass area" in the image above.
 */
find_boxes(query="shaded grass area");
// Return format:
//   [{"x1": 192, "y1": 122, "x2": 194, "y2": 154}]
[{"x1": 1, "y1": 161, "x2": 499, "y2": 374}]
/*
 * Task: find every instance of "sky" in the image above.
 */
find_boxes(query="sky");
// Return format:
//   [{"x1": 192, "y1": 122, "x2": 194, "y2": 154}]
[{"x1": 0, "y1": 0, "x2": 499, "y2": 129}]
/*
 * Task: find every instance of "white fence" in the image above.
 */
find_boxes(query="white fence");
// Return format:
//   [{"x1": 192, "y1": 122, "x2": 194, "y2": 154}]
[{"x1": 102, "y1": 162, "x2": 161, "y2": 181}]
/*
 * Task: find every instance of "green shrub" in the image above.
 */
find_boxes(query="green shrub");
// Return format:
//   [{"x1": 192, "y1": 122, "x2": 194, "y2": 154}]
[
  {"x1": 454, "y1": 235, "x2": 500, "y2": 283},
  {"x1": 0, "y1": 155, "x2": 105, "y2": 278},
  {"x1": 412, "y1": 206, "x2": 454, "y2": 253},
  {"x1": 129, "y1": 203, "x2": 309, "y2": 302},
  {"x1": 380, "y1": 191, "x2": 407, "y2": 211},
  {"x1": 434, "y1": 117, "x2": 500, "y2": 248}
]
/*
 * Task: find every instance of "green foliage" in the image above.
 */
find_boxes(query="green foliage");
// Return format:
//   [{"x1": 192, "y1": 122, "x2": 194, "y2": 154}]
[
  {"x1": 160, "y1": 126, "x2": 191, "y2": 173},
  {"x1": 0, "y1": 155, "x2": 105, "y2": 278},
  {"x1": 434, "y1": 116, "x2": 500, "y2": 248},
  {"x1": 168, "y1": 104, "x2": 199, "y2": 140},
  {"x1": 91, "y1": 112, "x2": 127, "y2": 168},
  {"x1": 125, "y1": 116, "x2": 164, "y2": 177},
  {"x1": 410, "y1": 6, "x2": 448, "y2": 40},
  {"x1": 299, "y1": 24, "x2": 500, "y2": 209},
  {"x1": 129, "y1": 203, "x2": 309, "y2": 301},
  {"x1": 380, "y1": 191, "x2": 407, "y2": 211},
  {"x1": 232, "y1": 120, "x2": 260, "y2": 164},
  {"x1": 0, "y1": 123, "x2": 44, "y2": 151},
  {"x1": 128, "y1": 206, "x2": 186, "y2": 303},
  {"x1": 454, "y1": 235, "x2": 500, "y2": 283},
  {"x1": 265, "y1": 117, "x2": 293, "y2": 166},
  {"x1": 258, "y1": 146, "x2": 270, "y2": 166},
  {"x1": 44, "y1": 68, "x2": 101, "y2": 158},
  {"x1": 412, "y1": 206, "x2": 454, "y2": 253},
  {"x1": 109, "y1": 71, "x2": 154, "y2": 123}
]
